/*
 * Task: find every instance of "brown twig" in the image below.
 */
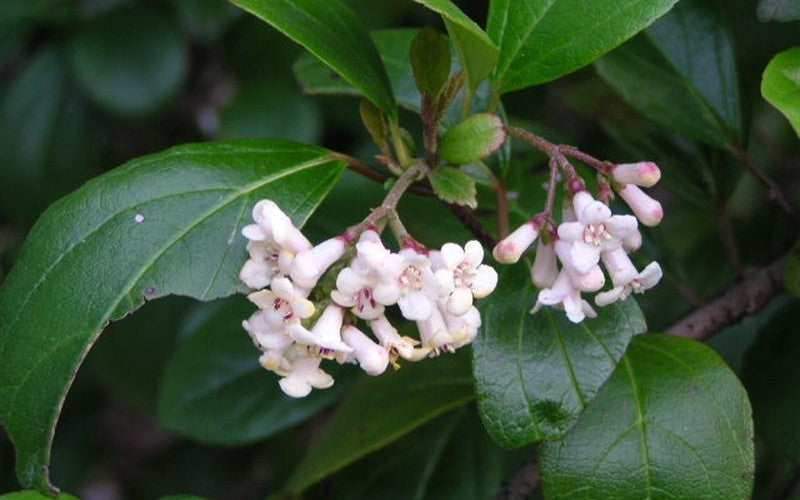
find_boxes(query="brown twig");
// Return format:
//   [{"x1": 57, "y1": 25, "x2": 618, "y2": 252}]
[
  {"x1": 666, "y1": 254, "x2": 788, "y2": 340},
  {"x1": 493, "y1": 455, "x2": 541, "y2": 500},
  {"x1": 730, "y1": 144, "x2": 800, "y2": 227}
]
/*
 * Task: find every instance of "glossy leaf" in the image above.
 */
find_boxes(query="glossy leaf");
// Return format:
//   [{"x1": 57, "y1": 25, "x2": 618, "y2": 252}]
[
  {"x1": 595, "y1": 0, "x2": 742, "y2": 147},
  {"x1": 761, "y1": 47, "x2": 800, "y2": 136},
  {"x1": 742, "y1": 300, "x2": 800, "y2": 461},
  {"x1": 428, "y1": 166, "x2": 478, "y2": 209},
  {"x1": 0, "y1": 44, "x2": 100, "y2": 220},
  {"x1": 413, "y1": 0, "x2": 499, "y2": 90},
  {"x1": 757, "y1": 0, "x2": 800, "y2": 22},
  {"x1": 322, "y1": 406, "x2": 528, "y2": 500},
  {"x1": 0, "y1": 492, "x2": 79, "y2": 500},
  {"x1": 473, "y1": 265, "x2": 647, "y2": 447},
  {"x1": 284, "y1": 352, "x2": 474, "y2": 494},
  {"x1": 540, "y1": 334, "x2": 754, "y2": 499},
  {"x1": 230, "y1": 0, "x2": 396, "y2": 118},
  {"x1": 158, "y1": 296, "x2": 353, "y2": 445},
  {"x1": 487, "y1": 0, "x2": 679, "y2": 92},
  {"x1": 69, "y1": 5, "x2": 187, "y2": 117},
  {"x1": 0, "y1": 139, "x2": 345, "y2": 490}
]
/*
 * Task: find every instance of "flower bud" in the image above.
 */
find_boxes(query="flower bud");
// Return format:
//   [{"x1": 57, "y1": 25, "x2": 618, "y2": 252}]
[
  {"x1": 290, "y1": 237, "x2": 347, "y2": 288},
  {"x1": 342, "y1": 326, "x2": 389, "y2": 376},
  {"x1": 612, "y1": 162, "x2": 661, "y2": 187},
  {"x1": 531, "y1": 241, "x2": 558, "y2": 288},
  {"x1": 492, "y1": 222, "x2": 539, "y2": 264},
  {"x1": 617, "y1": 184, "x2": 663, "y2": 227}
]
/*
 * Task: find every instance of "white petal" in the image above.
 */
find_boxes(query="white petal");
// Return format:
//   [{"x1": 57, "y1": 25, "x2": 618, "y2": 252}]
[
  {"x1": 638, "y1": 262, "x2": 663, "y2": 289},
  {"x1": 336, "y1": 267, "x2": 365, "y2": 294},
  {"x1": 342, "y1": 326, "x2": 389, "y2": 376},
  {"x1": 291, "y1": 297, "x2": 315, "y2": 319},
  {"x1": 447, "y1": 287, "x2": 474, "y2": 316},
  {"x1": 601, "y1": 248, "x2": 637, "y2": 287},
  {"x1": 570, "y1": 241, "x2": 601, "y2": 275},
  {"x1": 398, "y1": 292, "x2": 434, "y2": 321},
  {"x1": 470, "y1": 265, "x2": 498, "y2": 298},
  {"x1": 373, "y1": 281, "x2": 401, "y2": 306},
  {"x1": 595, "y1": 287, "x2": 625, "y2": 306},
  {"x1": 557, "y1": 222, "x2": 585, "y2": 242},
  {"x1": 246, "y1": 289, "x2": 274, "y2": 309},
  {"x1": 580, "y1": 200, "x2": 611, "y2": 225},
  {"x1": 463, "y1": 240, "x2": 484, "y2": 266},
  {"x1": 239, "y1": 259, "x2": 271, "y2": 289},
  {"x1": 241, "y1": 224, "x2": 266, "y2": 241},
  {"x1": 330, "y1": 289, "x2": 356, "y2": 308},
  {"x1": 440, "y1": 242, "x2": 465, "y2": 270},
  {"x1": 570, "y1": 265, "x2": 605, "y2": 292},
  {"x1": 270, "y1": 277, "x2": 294, "y2": 300},
  {"x1": 279, "y1": 375, "x2": 312, "y2": 398},
  {"x1": 531, "y1": 241, "x2": 558, "y2": 289},
  {"x1": 435, "y1": 269, "x2": 455, "y2": 295}
]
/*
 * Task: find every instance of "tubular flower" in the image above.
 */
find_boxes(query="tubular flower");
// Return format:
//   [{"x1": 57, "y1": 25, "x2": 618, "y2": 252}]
[
  {"x1": 373, "y1": 249, "x2": 440, "y2": 321},
  {"x1": 492, "y1": 221, "x2": 539, "y2": 264}
]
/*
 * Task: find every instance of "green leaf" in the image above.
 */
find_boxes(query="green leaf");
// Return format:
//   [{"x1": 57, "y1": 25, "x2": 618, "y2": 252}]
[
  {"x1": 742, "y1": 300, "x2": 800, "y2": 461},
  {"x1": 428, "y1": 167, "x2": 478, "y2": 209},
  {"x1": 284, "y1": 352, "x2": 474, "y2": 494},
  {"x1": 230, "y1": 0, "x2": 396, "y2": 118},
  {"x1": 0, "y1": 139, "x2": 345, "y2": 491},
  {"x1": 0, "y1": 491, "x2": 79, "y2": 500},
  {"x1": 0, "y1": 44, "x2": 100, "y2": 220},
  {"x1": 487, "y1": 0, "x2": 679, "y2": 92},
  {"x1": 757, "y1": 0, "x2": 800, "y2": 22},
  {"x1": 322, "y1": 406, "x2": 528, "y2": 500},
  {"x1": 169, "y1": 0, "x2": 242, "y2": 42},
  {"x1": 412, "y1": 0, "x2": 499, "y2": 90},
  {"x1": 158, "y1": 296, "x2": 353, "y2": 445},
  {"x1": 69, "y1": 5, "x2": 187, "y2": 117},
  {"x1": 410, "y1": 26, "x2": 451, "y2": 96},
  {"x1": 473, "y1": 265, "x2": 647, "y2": 447},
  {"x1": 595, "y1": 0, "x2": 742, "y2": 147},
  {"x1": 540, "y1": 334, "x2": 754, "y2": 499},
  {"x1": 761, "y1": 47, "x2": 800, "y2": 136},
  {"x1": 438, "y1": 113, "x2": 506, "y2": 165}
]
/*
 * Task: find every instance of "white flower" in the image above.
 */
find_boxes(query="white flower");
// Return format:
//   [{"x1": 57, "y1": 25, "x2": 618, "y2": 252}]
[
  {"x1": 331, "y1": 230, "x2": 390, "y2": 320},
  {"x1": 617, "y1": 184, "x2": 663, "y2": 227},
  {"x1": 239, "y1": 200, "x2": 312, "y2": 289},
  {"x1": 277, "y1": 354, "x2": 334, "y2": 398},
  {"x1": 373, "y1": 249, "x2": 439, "y2": 321},
  {"x1": 492, "y1": 221, "x2": 539, "y2": 264},
  {"x1": 531, "y1": 240, "x2": 558, "y2": 289},
  {"x1": 595, "y1": 261, "x2": 663, "y2": 306},
  {"x1": 416, "y1": 306, "x2": 452, "y2": 353},
  {"x1": 534, "y1": 269, "x2": 597, "y2": 323},
  {"x1": 554, "y1": 240, "x2": 605, "y2": 292},
  {"x1": 290, "y1": 236, "x2": 347, "y2": 289},
  {"x1": 369, "y1": 315, "x2": 422, "y2": 361},
  {"x1": 246, "y1": 277, "x2": 315, "y2": 325},
  {"x1": 341, "y1": 325, "x2": 389, "y2": 375},
  {"x1": 440, "y1": 303, "x2": 481, "y2": 349},
  {"x1": 611, "y1": 161, "x2": 661, "y2": 187},
  {"x1": 242, "y1": 310, "x2": 293, "y2": 371},
  {"x1": 434, "y1": 240, "x2": 498, "y2": 316},
  {"x1": 290, "y1": 304, "x2": 352, "y2": 356},
  {"x1": 557, "y1": 191, "x2": 639, "y2": 274}
]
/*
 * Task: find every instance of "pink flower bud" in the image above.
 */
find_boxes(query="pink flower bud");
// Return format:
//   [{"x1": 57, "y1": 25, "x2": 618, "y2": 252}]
[
  {"x1": 492, "y1": 222, "x2": 539, "y2": 264},
  {"x1": 617, "y1": 184, "x2": 663, "y2": 227},
  {"x1": 611, "y1": 162, "x2": 661, "y2": 187}
]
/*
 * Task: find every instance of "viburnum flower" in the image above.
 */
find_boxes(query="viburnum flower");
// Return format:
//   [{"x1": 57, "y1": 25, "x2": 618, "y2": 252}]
[
  {"x1": 440, "y1": 302, "x2": 481, "y2": 349},
  {"x1": 331, "y1": 230, "x2": 391, "y2": 320},
  {"x1": 373, "y1": 248, "x2": 439, "y2": 321},
  {"x1": 611, "y1": 161, "x2": 661, "y2": 187},
  {"x1": 557, "y1": 191, "x2": 639, "y2": 274},
  {"x1": 276, "y1": 348, "x2": 335, "y2": 398},
  {"x1": 239, "y1": 200, "x2": 311, "y2": 289},
  {"x1": 616, "y1": 184, "x2": 663, "y2": 227},
  {"x1": 553, "y1": 240, "x2": 606, "y2": 292},
  {"x1": 595, "y1": 256, "x2": 663, "y2": 306},
  {"x1": 341, "y1": 325, "x2": 390, "y2": 375},
  {"x1": 434, "y1": 240, "x2": 498, "y2": 316},
  {"x1": 368, "y1": 315, "x2": 422, "y2": 361},
  {"x1": 290, "y1": 303, "x2": 352, "y2": 355},
  {"x1": 534, "y1": 269, "x2": 598, "y2": 323}
]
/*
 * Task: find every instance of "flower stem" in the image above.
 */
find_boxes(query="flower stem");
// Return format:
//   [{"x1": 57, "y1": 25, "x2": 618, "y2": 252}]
[{"x1": 506, "y1": 126, "x2": 585, "y2": 193}]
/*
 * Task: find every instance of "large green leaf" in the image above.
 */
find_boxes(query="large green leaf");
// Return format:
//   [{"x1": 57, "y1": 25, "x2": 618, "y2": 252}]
[
  {"x1": 757, "y1": 0, "x2": 800, "y2": 22},
  {"x1": 230, "y1": 0, "x2": 396, "y2": 118},
  {"x1": 761, "y1": 47, "x2": 800, "y2": 136},
  {"x1": 540, "y1": 334, "x2": 754, "y2": 499},
  {"x1": 320, "y1": 405, "x2": 528, "y2": 500},
  {"x1": 0, "y1": 139, "x2": 345, "y2": 491},
  {"x1": 0, "y1": 44, "x2": 99, "y2": 219},
  {"x1": 487, "y1": 0, "x2": 679, "y2": 92},
  {"x1": 595, "y1": 0, "x2": 742, "y2": 147},
  {"x1": 412, "y1": 0, "x2": 499, "y2": 90},
  {"x1": 69, "y1": 5, "x2": 187, "y2": 117},
  {"x1": 473, "y1": 265, "x2": 647, "y2": 447},
  {"x1": 158, "y1": 296, "x2": 353, "y2": 445},
  {"x1": 284, "y1": 352, "x2": 474, "y2": 494},
  {"x1": 741, "y1": 299, "x2": 800, "y2": 461}
]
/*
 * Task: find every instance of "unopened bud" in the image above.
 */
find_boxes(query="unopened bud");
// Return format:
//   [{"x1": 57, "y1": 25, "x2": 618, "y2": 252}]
[
  {"x1": 617, "y1": 184, "x2": 663, "y2": 227},
  {"x1": 531, "y1": 241, "x2": 558, "y2": 288},
  {"x1": 612, "y1": 162, "x2": 661, "y2": 187},
  {"x1": 290, "y1": 237, "x2": 347, "y2": 288},
  {"x1": 492, "y1": 222, "x2": 539, "y2": 264}
]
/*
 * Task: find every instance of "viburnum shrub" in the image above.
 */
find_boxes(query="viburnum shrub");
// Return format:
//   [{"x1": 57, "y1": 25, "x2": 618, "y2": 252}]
[{"x1": 1, "y1": 0, "x2": 797, "y2": 498}]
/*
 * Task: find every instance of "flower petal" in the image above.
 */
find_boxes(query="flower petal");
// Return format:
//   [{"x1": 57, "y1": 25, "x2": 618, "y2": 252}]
[
  {"x1": 447, "y1": 287, "x2": 473, "y2": 316},
  {"x1": 471, "y1": 265, "x2": 498, "y2": 298}
]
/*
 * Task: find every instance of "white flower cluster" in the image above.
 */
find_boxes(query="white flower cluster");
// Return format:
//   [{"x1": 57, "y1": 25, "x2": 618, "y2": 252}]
[
  {"x1": 239, "y1": 200, "x2": 498, "y2": 398},
  {"x1": 493, "y1": 162, "x2": 664, "y2": 323}
]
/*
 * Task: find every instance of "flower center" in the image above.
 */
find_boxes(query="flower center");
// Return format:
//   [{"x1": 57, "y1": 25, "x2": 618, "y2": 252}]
[
  {"x1": 453, "y1": 262, "x2": 476, "y2": 288},
  {"x1": 399, "y1": 264, "x2": 423, "y2": 291},
  {"x1": 355, "y1": 287, "x2": 378, "y2": 312},
  {"x1": 582, "y1": 223, "x2": 612, "y2": 246},
  {"x1": 273, "y1": 298, "x2": 294, "y2": 322}
]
